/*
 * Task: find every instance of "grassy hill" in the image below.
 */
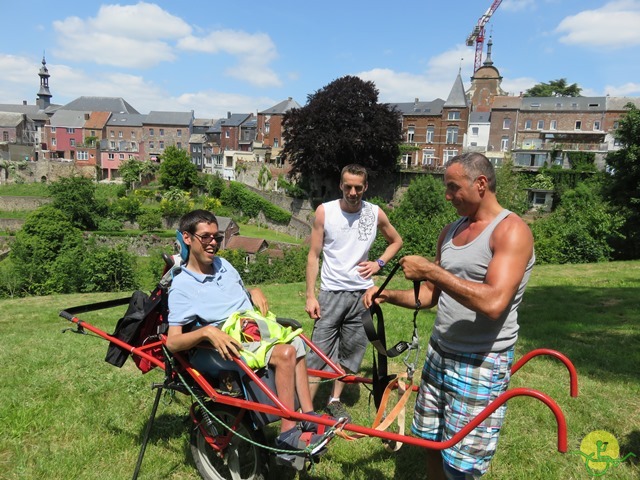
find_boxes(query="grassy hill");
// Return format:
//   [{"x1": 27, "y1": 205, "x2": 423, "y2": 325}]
[{"x1": 0, "y1": 261, "x2": 638, "y2": 479}]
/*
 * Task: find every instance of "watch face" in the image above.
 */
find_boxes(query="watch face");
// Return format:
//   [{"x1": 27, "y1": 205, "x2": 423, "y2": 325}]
[{"x1": 377, "y1": 259, "x2": 385, "y2": 267}]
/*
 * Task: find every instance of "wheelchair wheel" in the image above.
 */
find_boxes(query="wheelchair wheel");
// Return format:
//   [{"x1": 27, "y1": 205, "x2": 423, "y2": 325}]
[{"x1": 190, "y1": 402, "x2": 267, "y2": 480}]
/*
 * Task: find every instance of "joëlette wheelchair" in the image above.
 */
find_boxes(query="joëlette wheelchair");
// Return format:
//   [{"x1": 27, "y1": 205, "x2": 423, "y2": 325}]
[{"x1": 60, "y1": 255, "x2": 578, "y2": 480}]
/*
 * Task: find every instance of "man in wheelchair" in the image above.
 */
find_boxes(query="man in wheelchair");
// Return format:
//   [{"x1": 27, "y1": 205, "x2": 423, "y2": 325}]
[{"x1": 165, "y1": 209, "x2": 325, "y2": 452}]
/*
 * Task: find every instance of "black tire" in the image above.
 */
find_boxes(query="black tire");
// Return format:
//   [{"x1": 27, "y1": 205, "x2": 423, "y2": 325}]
[{"x1": 190, "y1": 402, "x2": 268, "y2": 480}]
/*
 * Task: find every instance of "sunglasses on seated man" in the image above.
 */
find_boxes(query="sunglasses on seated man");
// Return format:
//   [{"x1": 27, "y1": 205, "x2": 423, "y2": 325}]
[{"x1": 191, "y1": 232, "x2": 225, "y2": 245}]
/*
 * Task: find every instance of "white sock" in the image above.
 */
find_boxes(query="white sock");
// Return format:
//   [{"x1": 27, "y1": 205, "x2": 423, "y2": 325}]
[{"x1": 328, "y1": 396, "x2": 340, "y2": 404}]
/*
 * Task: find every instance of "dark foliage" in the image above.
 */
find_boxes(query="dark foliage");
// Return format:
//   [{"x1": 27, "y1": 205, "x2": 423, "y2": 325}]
[{"x1": 281, "y1": 75, "x2": 402, "y2": 198}]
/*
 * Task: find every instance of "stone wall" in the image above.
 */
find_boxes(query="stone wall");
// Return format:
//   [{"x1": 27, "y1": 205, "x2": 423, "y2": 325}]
[{"x1": 0, "y1": 196, "x2": 50, "y2": 210}]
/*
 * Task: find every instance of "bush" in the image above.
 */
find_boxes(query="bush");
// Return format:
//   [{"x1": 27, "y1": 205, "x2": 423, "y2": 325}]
[
  {"x1": 81, "y1": 243, "x2": 139, "y2": 292},
  {"x1": 138, "y1": 209, "x2": 164, "y2": 232},
  {"x1": 221, "y1": 182, "x2": 291, "y2": 224}
]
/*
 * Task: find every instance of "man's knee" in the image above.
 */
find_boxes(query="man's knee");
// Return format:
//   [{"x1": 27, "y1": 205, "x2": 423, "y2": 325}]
[{"x1": 269, "y1": 344, "x2": 296, "y2": 367}]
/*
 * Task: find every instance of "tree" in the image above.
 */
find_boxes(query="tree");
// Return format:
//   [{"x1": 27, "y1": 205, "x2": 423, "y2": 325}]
[
  {"x1": 48, "y1": 176, "x2": 106, "y2": 230},
  {"x1": 158, "y1": 146, "x2": 200, "y2": 190},
  {"x1": 524, "y1": 78, "x2": 582, "y2": 97},
  {"x1": 281, "y1": 75, "x2": 402, "y2": 198},
  {"x1": 495, "y1": 158, "x2": 530, "y2": 215},
  {"x1": 604, "y1": 102, "x2": 640, "y2": 258}
]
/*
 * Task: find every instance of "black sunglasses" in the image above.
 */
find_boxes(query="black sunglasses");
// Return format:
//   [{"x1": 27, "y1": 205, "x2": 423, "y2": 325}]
[{"x1": 191, "y1": 232, "x2": 225, "y2": 245}]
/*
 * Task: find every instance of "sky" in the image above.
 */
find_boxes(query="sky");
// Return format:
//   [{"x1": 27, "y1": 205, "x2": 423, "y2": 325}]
[{"x1": 1, "y1": 0, "x2": 640, "y2": 120}]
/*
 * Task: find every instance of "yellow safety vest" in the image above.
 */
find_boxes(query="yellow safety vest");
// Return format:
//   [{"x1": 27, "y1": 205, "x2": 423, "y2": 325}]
[{"x1": 221, "y1": 310, "x2": 303, "y2": 369}]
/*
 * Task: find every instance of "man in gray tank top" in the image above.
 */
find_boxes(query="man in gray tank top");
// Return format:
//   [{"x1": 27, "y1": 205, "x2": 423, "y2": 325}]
[{"x1": 364, "y1": 153, "x2": 535, "y2": 479}]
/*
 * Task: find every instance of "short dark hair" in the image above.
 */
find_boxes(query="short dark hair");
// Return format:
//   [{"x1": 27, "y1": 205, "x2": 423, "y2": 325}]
[
  {"x1": 341, "y1": 164, "x2": 368, "y2": 184},
  {"x1": 446, "y1": 152, "x2": 496, "y2": 192},
  {"x1": 179, "y1": 209, "x2": 218, "y2": 234}
]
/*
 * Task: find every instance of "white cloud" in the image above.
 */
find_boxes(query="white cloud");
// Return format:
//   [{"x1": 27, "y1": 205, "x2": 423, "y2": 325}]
[
  {"x1": 603, "y1": 82, "x2": 640, "y2": 96},
  {"x1": 556, "y1": 0, "x2": 640, "y2": 48},
  {"x1": 500, "y1": 76, "x2": 538, "y2": 96},
  {"x1": 358, "y1": 46, "x2": 476, "y2": 103},
  {"x1": 501, "y1": 0, "x2": 536, "y2": 12},
  {"x1": 178, "y1": 30, "x2": 281, "y2": 88},
  {"x1": 52, "y1": 2, "x2": 191, "y2": 68}
]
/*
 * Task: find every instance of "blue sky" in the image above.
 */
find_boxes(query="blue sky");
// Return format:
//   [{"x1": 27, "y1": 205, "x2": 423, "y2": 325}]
[{"x1": 1, "y1": 0, "x2": 639, "y2": 119}]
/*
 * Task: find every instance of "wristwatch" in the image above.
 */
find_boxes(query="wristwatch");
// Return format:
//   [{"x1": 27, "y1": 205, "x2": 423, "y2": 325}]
[{"x1": 376, "y1": 259, "x2": 386, "y2": 268}]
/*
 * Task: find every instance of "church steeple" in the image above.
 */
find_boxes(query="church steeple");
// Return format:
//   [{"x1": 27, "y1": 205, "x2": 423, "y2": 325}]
[
  {"x1": 484, "y1": 37, "x2": 494, "y2": 67},
  {"x1": 37, "y1": 54, "x2": 52, "y2": 110}
]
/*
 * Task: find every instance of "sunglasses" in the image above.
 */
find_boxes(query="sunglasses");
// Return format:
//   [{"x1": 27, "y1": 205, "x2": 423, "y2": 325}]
[{"x1": 191, "y1": 232, "x2": 225, "y2": 245}]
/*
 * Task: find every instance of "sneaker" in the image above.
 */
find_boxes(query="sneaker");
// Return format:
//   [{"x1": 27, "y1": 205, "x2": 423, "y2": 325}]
[
  {"x1": 299, "y1": 411, "x2": 336, "y2": 433},
  {"x1": 325, "y1": 401, "x2": 351, "y2": 423},
  {"x1": 275, "y1": 426, "x2": 328, "y2": 454}
]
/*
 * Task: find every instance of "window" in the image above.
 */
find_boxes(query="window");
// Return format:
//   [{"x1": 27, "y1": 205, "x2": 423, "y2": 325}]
[
  {"x1": 530, "y1": 103, "x2": 540, "y2": 108},
  {"x1": 149, "y1": 128, "x2": 154, "y2": 136},
  {"x1": 446, "y1": 126, "x2": 458, "y2": 144},
  {"x1": 407, "y1": 126, "x2": 415, "y2": 143},
  {"x1": 613, "y1": 121, "x2": 620, "y2": 129},
  {"x1": 274, "y1": 138, "x2": 279, "y2": 148},
  {"x1": 422, "y1": 149, "x2": 435, "y2": 165},
  {"x1": 108, "y1": 153, "x2": 115, "y2": 160},
  {"x1": 448, "y1": 111, "x2": 460, "y2": 120},
  {"x1": 225, "y1": 131, "x2": 230, "y2": 138},
  {"x1": 265, "y1": 123, "x2": 270, "y2": 134},
  {"x1": 503, "y1": 118, "x2": 511, "y2": 129},
  {"x1": 110, "y1": 141, "x2": 116, "y2": 149},
  {"x1": 594, "y1": 121, "x2": 601, "y2": 131},
  {"x1": 2, "y1": 132, "x2": 8, "y2": 141},
  {"x1": 91, "y1": 130, "x2": 96, "y2": 137},
  {"x1": 575, "y1": 121, "x2": 582, "y2": 130},
  {"x1": 131, "y1": 142, "x2": 137, "y2": 150},
  {"x1": 131, "y1": 131, "x2": 136, "y2": 139},
  {"x1": 70, "y1": 139, "x2": 76, "y2": 147},
  {"x1": 532, "y1": 192, "x2": 547, "y2": 205},
  {"x1": 176, "y1": 142, "x2": 182, "y2": 149},
  {"x1": 119, "y1": 154, "x2": 125, "y2": 160},
  {"x1": 110, "y1": 130, "x2": 115, "y2": 137},
  {"x1": 537, "y1": 120, "x2": 544, "y2": 130},
  {"x1": 51, "y1": 127, "x2": 56, "y2": 133},
  {"x1": 550, "y1": 120, "x2": 557, "y2": 130},
  {"x1": 159, "y1": 141, "x2": 165, "y2": 149},
  {"x1": 77, "y1": 151, "x2": 88, "y2": 160},
  {"x1": 149, "y1": 142, "x2": 154, "y2": 149},
  {"x1": 118, "y1": 131, "x2": 123, "y2": 138},
  {"x1": 177, "y1": 129, "x2": 182, "y2": 137},
  {"x1": 524, "y1": 120, "x2": 532, "y2": 130},
  {"x1": 426, "y1": 126, "x2": 434, "y2": 143},
  {"x1": 443, "y1": 149, "x2": 458, "y2": 162},
  {"x1": 66, "y1": 128, "x2": 75, "y2": 134},
  {"x1": 51, "y1": 138, "x2": 57, "y2": 146},
  {"x1": 471, "y1": 127, "x2": 479, "y2": 136},
  {"x1": 500, "y1": 136, "x2": 509, "y2": 152},
  {"x1": 159, "y1": 129, "x2": 164, "y2": 136}
]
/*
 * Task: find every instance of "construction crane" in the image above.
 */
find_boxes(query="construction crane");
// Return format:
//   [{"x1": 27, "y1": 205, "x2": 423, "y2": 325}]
[{"x1": 466, "y1": 0, "x2": 502, "y2": 73}]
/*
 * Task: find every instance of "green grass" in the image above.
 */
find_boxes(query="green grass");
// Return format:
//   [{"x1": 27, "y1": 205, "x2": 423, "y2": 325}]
[
  {"x1": 0, "y1": 183, "x2": 49, "y2": 196},
  {"x1": 1, "y1": 262, "x2": 639, "y2": 479}
]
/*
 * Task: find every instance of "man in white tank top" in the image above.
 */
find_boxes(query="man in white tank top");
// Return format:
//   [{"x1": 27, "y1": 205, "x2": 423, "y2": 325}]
[
  {"x1": 305, "y1": 164, "x2": 403, "y2": 421},
  {"x1": 364, "y1": 153, "x2": 535, "y2": 479}
]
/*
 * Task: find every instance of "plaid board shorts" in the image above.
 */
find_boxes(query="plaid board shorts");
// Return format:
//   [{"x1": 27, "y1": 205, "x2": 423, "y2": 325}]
[{"x1": 411, "y1": 339, "x2": 514, "y2": 477}]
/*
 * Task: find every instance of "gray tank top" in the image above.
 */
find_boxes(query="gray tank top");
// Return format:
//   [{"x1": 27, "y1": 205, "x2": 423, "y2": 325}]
[{"x1": 432, "y1": 209, "x2": 535, "y2": 353}]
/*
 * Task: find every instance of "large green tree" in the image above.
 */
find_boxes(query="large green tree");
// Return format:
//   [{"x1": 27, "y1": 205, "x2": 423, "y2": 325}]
[
  {"x1": 281, "y1": 75, "x2": 402, "y2": 198},
  {"x1": 604, "y1": 102, "x2": 640, "y2": 258},
  {"x1": 524, "y1": 78, "x2": 582, "y2": 97},
  {"x1": 158, "y1": 145, "x2": 200, "y2": 191},
  {"x1": 48, "y1": 176, "x2": 106, "y2": 230}
]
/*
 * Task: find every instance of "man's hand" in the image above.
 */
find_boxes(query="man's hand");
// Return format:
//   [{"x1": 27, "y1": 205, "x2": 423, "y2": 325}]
[
  {"x1": 249, "y1": 288, "x2": 269, "y2": 316},
  {"x1": 363, "y1": 285, "x2": 388, "y2": 309},
  {"x1": 400, "y1": 255, "x2": 436, "y2": 281},
  {"x1": 357, "y1": 260, "x2": 382, "y2": 280},
  {"x1": 203, "y1": 326, "x2": 242, "y2": 361},
  {"x1": 305, "y1": 297, "x2": 321, "y2": 320}
]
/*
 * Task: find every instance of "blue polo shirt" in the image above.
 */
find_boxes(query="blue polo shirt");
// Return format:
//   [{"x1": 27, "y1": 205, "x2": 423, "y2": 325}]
[{"x1": 168, "y1": 256, "x2": 253, "y2": 328}]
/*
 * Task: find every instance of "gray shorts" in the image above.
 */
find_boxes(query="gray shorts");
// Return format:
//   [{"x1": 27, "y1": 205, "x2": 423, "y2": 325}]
[{"x1": 306, "y1": 290, "x2": 370, "y2": 373}]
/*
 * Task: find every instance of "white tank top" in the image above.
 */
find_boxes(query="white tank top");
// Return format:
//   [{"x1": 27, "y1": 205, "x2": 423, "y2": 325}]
[{"x1": 320, "y1": 199, "x2": 379, "y2": 291}]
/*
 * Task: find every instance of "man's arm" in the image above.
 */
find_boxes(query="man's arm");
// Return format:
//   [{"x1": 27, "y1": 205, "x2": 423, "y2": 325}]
[
  {"x1": 400, "y1": 216, "x2": 534, "y2": 320},
  {"x1": 248, "y1": 287, "x2": 269, "y2": 315},
  {"x1": 305, "y1": 205, "x2": 325, "y2": 319},
  {"x1": 363, "y1": 226, "x2": 446, "y2": 310},
  {"x1": 358, "y1": 208, "x2": 404, "y2": 279}
]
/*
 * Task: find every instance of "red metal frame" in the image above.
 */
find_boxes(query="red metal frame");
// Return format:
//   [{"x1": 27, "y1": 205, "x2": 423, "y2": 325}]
[{"x1": 60, "y1": 310, "x2": 577, "y2": 454}]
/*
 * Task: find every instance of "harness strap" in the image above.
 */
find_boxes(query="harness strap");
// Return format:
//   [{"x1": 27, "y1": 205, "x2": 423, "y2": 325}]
[{"x1": 335, "y1": 372, "x2": 413, "y2": 450}]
